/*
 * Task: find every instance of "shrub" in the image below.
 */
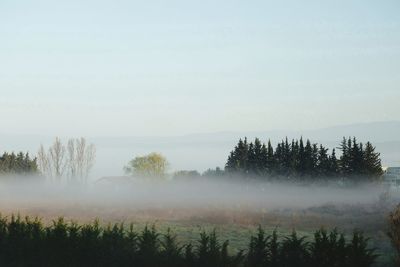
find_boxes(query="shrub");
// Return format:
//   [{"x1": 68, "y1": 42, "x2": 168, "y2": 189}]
[
  {"x1": 0, "y1": 215, "x2": 379, "y2": 267},
  {"x1": 388, "y1": 204, "x2": 400, "y2": 265}
]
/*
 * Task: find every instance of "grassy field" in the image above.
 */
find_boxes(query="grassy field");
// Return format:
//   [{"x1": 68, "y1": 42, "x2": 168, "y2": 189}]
[
  {"x1": 0, "y1": 202, "x2": 396, "y2": 266},
  {"x1": 0, "y1": 181, "x2": 397, "y2": 266}
]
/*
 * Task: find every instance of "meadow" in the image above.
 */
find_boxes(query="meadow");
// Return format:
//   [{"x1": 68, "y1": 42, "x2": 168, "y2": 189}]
[{"x1": 0, "y1": 178, "x2": 397, "y2": 266}]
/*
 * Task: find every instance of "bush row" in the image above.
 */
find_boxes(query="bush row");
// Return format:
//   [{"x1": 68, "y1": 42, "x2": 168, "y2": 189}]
[{"x1": 0, "y1": 215, "x2": 377, "y2": 267}]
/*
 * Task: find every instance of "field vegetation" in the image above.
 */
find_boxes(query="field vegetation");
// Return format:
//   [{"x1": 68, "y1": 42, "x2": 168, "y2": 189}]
[{"x1": 0, "y1": 215, "x2": 379, "y2": 267}]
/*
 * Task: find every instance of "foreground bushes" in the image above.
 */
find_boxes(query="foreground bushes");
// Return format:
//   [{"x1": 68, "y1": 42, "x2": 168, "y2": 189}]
[
  {"x1": 388, "y1": 204, "x2": 400, "y2": 265},
  {"x1": 0, "y1": 215, "x2": 377, "y2": 267}
]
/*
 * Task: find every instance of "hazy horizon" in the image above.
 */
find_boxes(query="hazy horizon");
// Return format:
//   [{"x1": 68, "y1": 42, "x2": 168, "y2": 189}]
[{"x1": 1, "y1": 0, "x2": 399, "y2": 137}]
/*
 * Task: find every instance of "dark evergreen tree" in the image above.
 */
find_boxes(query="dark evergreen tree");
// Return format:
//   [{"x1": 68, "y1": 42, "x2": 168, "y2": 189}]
[
  {"x1": 260, "y1": 143, "x2": 268, "y2": 176},
  {"x1": 225, "y1": 136, "x2": 382, "y2": 181},
  {"x1": 266, "y1": 140, "x2": 275, "y2": 173},
  {"x1": 363, "y1": 142, "x2": 383, "y2": 177},
  {"x1": 303, "y1": 140, "x2": 314, "y2": 176},
  {"x1": 339, "y1": 137, "x2": 351, "y2": 175},
  {"x1": 247, "y1": 142, "x2": 256, "y2": 175},
  {"x1": 283, "y1": 138, "x2": 291, "y2": 174},
  {"x1": 0, "y1": 151, "x2": 38, "y2": 175},
  {"x1": 298, "y1": 138, "x2": 306, "y2": 175},
  {"x1": 350, "y1": 137, "x2": 364, "y2": 176},
  {"x1": 274, "y1": 142, "x2": 284, "y2": 175},
  {"x1": 317, "y1": 145, "x2": 330, "y2": 177},
  {"x1": 290, "y1": 139, "x2": 299, "y2": 175},
  {"x1": 328, "y1": 149, "x2": 339, "y2": 176},
  {"x1": 252, "y1": 138, "x2": 264, "y2": 176}
]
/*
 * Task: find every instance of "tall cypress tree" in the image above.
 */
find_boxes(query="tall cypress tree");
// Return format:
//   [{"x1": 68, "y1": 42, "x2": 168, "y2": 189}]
[
  {"x1": 350, "y1": 137, "x2": 364, "y2": 176},
  {"x1": 266, "y1": 140, "x2": 275, "y2": 174},
  {"x1": 363, "y1": 142, "x2": 383, "y2": 177},
  {"x1": 225, "y1": 148, "x2": 238, "y2": 172},
  {"x1": 283, "y1": 137, "x2": 291, "y2": 175},
  {"x1": 230, "y1": 137, "x2": 249, "y2": 174},
  {"x1": 274, "y1": 142, "x2": 284, "y2": 175},
  {"x1": 329, "y1": 149, "x2": 339, "y2": 176},
  {"x1": 290, "y1": 139, "x2": 299, "y2": 175},
  {"x1": 317, "y1": 145, "x2": 330, "y2": 177},
  {"x1": 298, "y1": 137, "x2": 306, "y2": 175},
  {"x1": 304, "y1": 140, "x2": 314, "y2": 176},
  {"x1": 247, "y1": 142, "x2": 256, "y2": 175},
  {"x1": 260, "y1": 143, "x2": 268, "y2": 176},
  {"x1": 253, "y1": 138, "x2": 263, "y2": 175},
  {"x1": 339, "y1": 137, "x2": 351, "y2": 175}
]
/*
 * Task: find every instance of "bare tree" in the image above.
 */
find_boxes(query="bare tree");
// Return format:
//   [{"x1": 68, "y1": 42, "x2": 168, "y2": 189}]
[
  {"x1": 37, "y1": 144, "x2": 50, "y2": 178},
  {"x1": 73, "y1": 137, "x2": 96, "y2": 185},
  {"x1": 48, "y1": 137, "x2": 67, "y2": 182},
  {"x1": 67, "y1": 139, "x2": 76, "y2": 183},
  {"x1": 37, "y1": 137, "x2": 96, "y2": 184}
]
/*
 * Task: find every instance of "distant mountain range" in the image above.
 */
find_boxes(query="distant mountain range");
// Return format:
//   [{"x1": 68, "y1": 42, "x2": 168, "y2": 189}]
[{"x1": 0, "y1": 121, "x2": 399, "y2": 178}]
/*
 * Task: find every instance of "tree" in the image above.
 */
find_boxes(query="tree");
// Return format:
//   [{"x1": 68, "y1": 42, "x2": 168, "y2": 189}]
[
  {"x1": 48, "y1": 137, "x2": 67, "y2": 182},
  {"x1": 316, "y1": 145, "x2": 330, "y2": 177},
  {"x1": 124, "y1": 152, "x2": 169, "y2": 179},
  {"x1": 0, "y1": 152, "x2": 38, "y2": 175},
  {"x1": 202, "y1": 167, "x2": 224, "y2": 177},
  {"x1": 37, "y1": 137, "x2": 96, "y2": 184},
  {"x1": 253, "y1": 138, "x2": 264, "y2": 175},
  {"x1": 350, "y1": 137, "x2": 364, "y2": 176},
  {"x1": 328, "y1": 149, "x2": 339, "y2": 176},
  {"x1": 173, "y1": 170, "x2": 200, "y2": 180},
  {"x1": 247, "y1": 142, "x2": 256, "y2": 175},
  {"x1": 298, "y1": 137, "x2": 306, "y2": 175},
  {"x1": 224, "y1": 136, "x2": 382, "y2": 181},
  {"x1": 266, "y1": 140, "x2": 275, "y2": 174},
  {"x1": 66, "y1": 137, "x2": 96, "y2": 185},
  {"x1": 388, "y1": 204, "x2": 400, "y2": 265},
  {"x1": 363, "y1": 142, "x2": 383, "y2": 177},
  {"x1": 339, "y1": 137, "x2": 351, "y2": 175}
]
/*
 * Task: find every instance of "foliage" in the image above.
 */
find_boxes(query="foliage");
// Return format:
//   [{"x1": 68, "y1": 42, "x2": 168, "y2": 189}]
[
  {"x1": 173, "y1": 170, "x2": 201, "y2": 180},
  {"x1": 388, "y1": 204, "x2": 400, "y2": 265},
  {"x1": 0, "y1": 215, "x2": 378, "y2": 267},
  {"x1": 0, "y1": 151, "x2": 38, "y2": 175},
  {"x1": 225, "y1": 137, "x2": 382, "y2": 180},
  {"x1": 124, "y1": 152, "x2": 169, "y2": 179},
  {"x1": 202, "y1": 167, "x2": 225, "y2": 178}
]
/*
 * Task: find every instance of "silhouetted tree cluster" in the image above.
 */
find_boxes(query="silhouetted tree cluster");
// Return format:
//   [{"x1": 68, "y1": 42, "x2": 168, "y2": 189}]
[
  {"x1": 0, "y1": 152, "x2": 38, "y2": 175},
  {"x1": 173, "y1": 170, "x2": 201, "y2": 179},
  {"x1": 246, "y1": 227, "x2": 377, "y2": 267},
  {"x1": 0, "y1": 215, "x2": 377, "y2": 267},
  {"x1": 225, "y1": 137, "x2": 382, "y2": 180},
  {"x1": 173, "y1": 168, "x2": 225, "y2": 180},
  {"x1": 202, "y1": 167, "x2": 225, "y2": 178}
]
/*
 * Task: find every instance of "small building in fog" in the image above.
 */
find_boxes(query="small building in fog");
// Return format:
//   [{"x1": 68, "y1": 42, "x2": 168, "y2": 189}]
[{"x1": 383, "y1": 167, "x2": 400, "y2": 188}]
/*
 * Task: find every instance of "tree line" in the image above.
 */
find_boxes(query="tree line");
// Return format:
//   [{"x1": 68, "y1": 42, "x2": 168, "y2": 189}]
[
  {"x1": 0, "y1": 215, "x2": 377, "y2": 267},
  {"x1": 0, "y1": 152, "x2": 38, "y2": 175},
  {"x1": 225, "y1": 137, "x2": 383, "y2": 180}
]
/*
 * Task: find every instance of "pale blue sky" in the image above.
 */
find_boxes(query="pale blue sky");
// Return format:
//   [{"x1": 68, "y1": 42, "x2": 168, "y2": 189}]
[{"x1": 0, "y1": 0, "x2": 399, "y2": 136}]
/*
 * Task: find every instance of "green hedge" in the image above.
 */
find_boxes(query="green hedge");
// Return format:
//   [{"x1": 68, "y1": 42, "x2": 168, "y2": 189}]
[{"x1": 0, "y1": 215, "x2": 377, "y2": 267}]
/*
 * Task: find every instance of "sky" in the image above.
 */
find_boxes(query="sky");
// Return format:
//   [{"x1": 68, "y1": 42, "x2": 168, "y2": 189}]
[{"x1": 0, "y1": 0, "x2": 399, "y2": 137}]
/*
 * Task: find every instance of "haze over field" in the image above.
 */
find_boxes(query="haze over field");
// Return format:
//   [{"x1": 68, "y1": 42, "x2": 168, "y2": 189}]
[{"x1": 0, "y1": 177, "x2": 395, "y2": 228}]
